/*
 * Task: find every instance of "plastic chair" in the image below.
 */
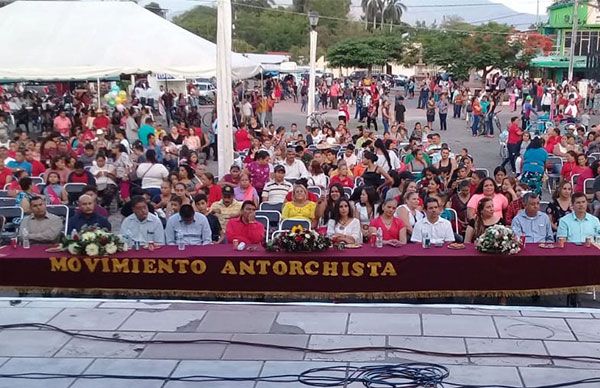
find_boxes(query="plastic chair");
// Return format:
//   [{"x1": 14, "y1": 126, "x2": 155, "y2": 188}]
[
  {"x1": 539, "y1": 201, "x2": 549, "y2": 214},
  {"x1": 0, "y1": 206, "x2": 23, "y2": 242},
  {"x1": 0, "y1": 190, "x2": 9, "y2": 198},
  {"x1": 571, "y1": 174, "x2": 580, "y2": 189},
  {"x1": 256, "y1": 210, "x2": 281, "y2": 229},
  {"x1": 441, "y1": 208, "x2": 459, "y2": 233},
  {"x1": 343, "y1": 187, "x2": 352, "y2": 198},
  {"x1": 255, "y1": 215, "x2": 269, "y2": 243},
  {"x1": 46, "y1": 205, "x2": 70, "y2": 236},
  {"x1": 475, "y1": 168, "x2": 489, "y2": 178},
  {"x1": 308, "y1": 186, "x2": 322, "y2": 197},
  {"x1": 0, "y1": 198, "x2": 16, "y2": 207},
  {"x1": 545, "y1": 156, "x2": 563, "y2": 193},
  {"x1": 259, "y1": 202, "x2": 283, "y2": 213},
  {"x1": 279, "y1": 218, "x2": 311, "y2": 232},
  {"x1": 64, "y1": 183, "x2": 87, "y2": 205},
  {"x1": 30, "y1": 176, "x2": 44, "y2": 185},
  {"x1": 584, "y1": 178, "x2": 595, "y2": 200}
]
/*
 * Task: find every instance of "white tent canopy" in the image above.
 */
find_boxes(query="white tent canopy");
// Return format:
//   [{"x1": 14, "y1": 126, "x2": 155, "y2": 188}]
[{"x1": 0, "y1": 1, "x2": 261, "y2": 81}]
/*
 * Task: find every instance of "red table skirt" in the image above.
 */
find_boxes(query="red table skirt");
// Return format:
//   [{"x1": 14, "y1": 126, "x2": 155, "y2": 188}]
[{"x1": 0, "y1": 243, "x2": 599, "y2": 299}]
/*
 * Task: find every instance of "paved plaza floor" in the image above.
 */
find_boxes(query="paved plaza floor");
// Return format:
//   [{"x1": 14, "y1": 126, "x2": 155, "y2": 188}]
[{"x1": 1, "y1": 297, "x2": 600, "y2": 387}]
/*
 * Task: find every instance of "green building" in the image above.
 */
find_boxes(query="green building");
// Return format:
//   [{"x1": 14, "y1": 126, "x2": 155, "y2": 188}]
[{"x1": 531, "y1": 0, "x2": 600, "y2": 81}]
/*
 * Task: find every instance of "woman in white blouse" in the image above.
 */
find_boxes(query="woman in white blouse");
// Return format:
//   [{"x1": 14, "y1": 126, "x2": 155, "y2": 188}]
[
  {"x1": 136, "y1": 149, "x2": 169, "y2": 198},
  {"x1": 327, "y1": 197, "x2": 362, "y2": 244}
]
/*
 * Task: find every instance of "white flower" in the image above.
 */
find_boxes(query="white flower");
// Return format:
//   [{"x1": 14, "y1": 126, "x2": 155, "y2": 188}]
[
  {"x1": 67, "y1": 243, "x2": 79, "y2": 255},
  {"x1": 81, "y1": 232, "x2": 95, "y2": 242},
  {"x1": 85, "y1": 243, "x2": 100, "y2": 256},
  {"x1": 105, "y1": 243, "x2": 117, "y2": 255}
]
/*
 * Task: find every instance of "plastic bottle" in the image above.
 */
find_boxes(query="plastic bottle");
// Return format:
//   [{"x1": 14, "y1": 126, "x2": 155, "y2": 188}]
[
  {"x1": 176, "y1": 230, "x2": 185, "y2": 251},
  {"x1": 422, "y1": 231, "x2": 431, "y2": 249},
  {"x1": 22, "y1": 226, "x2": 30, "y2": 249},
  {"x1": 375, "y1": 227, "x2": 383, "y2": 248}
]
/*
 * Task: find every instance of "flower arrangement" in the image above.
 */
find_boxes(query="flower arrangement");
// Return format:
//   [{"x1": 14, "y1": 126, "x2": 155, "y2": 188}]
[
  {"x1": 475, "y1": 224, "x2": 521, "y2": 255},
  {"x1": 60, "y1": 226, "x2": 124, "y2": 256},
  {"x1": 265, "y1": 225, "x2": 331, "y2": 252}
]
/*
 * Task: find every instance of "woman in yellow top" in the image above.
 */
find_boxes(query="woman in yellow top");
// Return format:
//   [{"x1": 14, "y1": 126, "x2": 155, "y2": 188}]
[{"x1": 282, "y1": 185, "x2": 317, "y2": 227}]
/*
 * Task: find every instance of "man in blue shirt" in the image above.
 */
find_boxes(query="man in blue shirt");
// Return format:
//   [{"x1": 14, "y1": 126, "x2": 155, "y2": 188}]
[
  {"x1": 6, "y1": 150, "x2": 32, "y2": 175},
  {"x1": 511, "y1": 193, "x2": 553, "y2": 243},
  {"x1": 138, "y1": 117, "x2": 155, "y2": 147},
  {"x1": 121, "y1": 196, "x2": 165, "y2": 245},
  {"x1": 557, "y1": 192, "x2": 600, "y2": 244},
  {"x1": 67, "y1": 194, "x2": 111, "y2": 234},
  {"x1": 164, "y1": 204, "x2": 212, "y2": 245}
]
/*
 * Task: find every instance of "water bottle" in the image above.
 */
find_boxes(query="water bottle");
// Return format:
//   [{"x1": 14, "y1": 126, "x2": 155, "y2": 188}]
[
  {"x1": 375, "y1": 227, "x2": 383, "y2": 248},
  {"x1": 176, "y1": 230, "x2": 185, "y2": 251},
  {"x1": 21, "y1": 226, "x2": 30, "y2": 249},
  {"x1": 422, "y1": 231, "x2": 431, "y2": 249}
]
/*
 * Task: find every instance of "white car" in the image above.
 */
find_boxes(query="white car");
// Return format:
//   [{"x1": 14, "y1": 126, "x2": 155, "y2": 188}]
[{"x1": 194, "y1": 82, "x2": 216, "y2": 98}]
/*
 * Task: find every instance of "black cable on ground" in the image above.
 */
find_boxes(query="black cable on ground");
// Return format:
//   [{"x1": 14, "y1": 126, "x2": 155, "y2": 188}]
[{"x1": 1, "y1": 323, "x2": 599, "y2": 365}]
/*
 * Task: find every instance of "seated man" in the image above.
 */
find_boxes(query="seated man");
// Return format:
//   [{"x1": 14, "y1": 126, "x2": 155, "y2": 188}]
[
  {"x1": 121, "y1": 195, "x2": 165, "y2": 245},
  {"x1": 225, "y1": 200, "x2": 265, "y2": 244},
  {"x1": 20, "y1": 196, "x2": 63, "y2": 244},
  {"x1": 67, "y1": 194, "x2": 112, "y2": 234},
  {"x1": 411, "y1": 197, "x2": 455, "y2": 244},
  {"x1": 164, "y1": 204, "x2": 212, "y2": 245},
  {"x1": 557, "y1": 192, "x2": 600, "y2": 244},
  {"x1": 511, "y1": 193, "x2": 553, "y2": 243},
  {"x1": 262, "y1": 164, "x2": 293, "y2": 203}
]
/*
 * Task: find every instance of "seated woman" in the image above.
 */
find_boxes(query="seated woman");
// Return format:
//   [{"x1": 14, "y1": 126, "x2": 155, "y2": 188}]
[
  {"x1": 234, "y1": 173, "x2": 259, "y2": 206},
  {"x1": 326, "y1": 198, "x2": 362, "y2": 244},
  {"x1": 315, "y1": 183, "x2": 344, "y2": 226},
  {"x1": 89, "y1": 154, "x2": 118, "y2": 209},
  {"x1": 395, "y1": 191, "x2": 424, "y2": 237},
  {"x1": 282, "y1": 184, "x2": 317, "y2": 226},
  {"x1": 329, "y1": 160, "x2": 354, "y2": 188},
  {"x1": 464, "y1": 197, "x2": 505, "y2": 243},
  {"x1": 178, "y1": 164, "x2": 200, "y2": 193},
  {"x1": 45, "y1": 156, "x2": 71, "y2": 185},
  {"x1": 43, "y1": 171, "x2": 68, "y2": 205},
  {"x1": 369, "y1": 198, "x2": 407, "y2": 246},
  {"x1": 15, "y1": 176, "x2": 36, "y2": 214},
  {"x1": 353, "y1": 186, "x2": 379, "y2": 239}
]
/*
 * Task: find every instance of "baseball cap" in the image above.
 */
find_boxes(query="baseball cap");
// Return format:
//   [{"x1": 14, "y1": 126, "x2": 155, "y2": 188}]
[
  {"x1": 222, "y1": 185, "x2": 234, "y2": 196},
  {"x1": 274, "y1": 165, "x2": 286, "y2": 173}
]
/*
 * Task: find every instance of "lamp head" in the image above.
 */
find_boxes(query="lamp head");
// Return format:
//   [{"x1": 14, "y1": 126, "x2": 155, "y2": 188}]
[{"x1": 308, "y1": 11, "x2": 319, "y2": 29}]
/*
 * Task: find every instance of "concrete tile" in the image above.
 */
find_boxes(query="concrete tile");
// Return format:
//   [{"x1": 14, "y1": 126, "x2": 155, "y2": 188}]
[
  {"x1": 520, "y1": 367, "x2": 600, "y2": 387},
  {"x1": 521, "y1": 310, "x2": 593, "y2": 318},
  {"x1": 495, "y1": 316, "x2": 575, "y2": 341},
  {"x1": 593, "y1": 313, "x2": 600, "y2": 319},
  {"x1": 0, "y1": 359, "x2": 7, "y2": 368},
  {"x1": 422, "y1": 314, "x2": 498, "y2": 338},
  {"x1": 347, "y1": 313, "x2": 421, "y2": 335},
  {"x1": 466, "y1": 338, "x2": 550, "y2": 366},
  {"x1": 119, "y1": 310, "x2": 206, "y2": 332},
  {"x1": 545, "y1": 340, "x2": 600, "y2": 368},
  {"x1": 54, "y1": 331, "x2": 154, "y2": 358},
  {"x1": 165, "y1": 360, "x2": 263, "y2": 388},
  {"x1": 451, "y1": 308, "x2": 522, "y2": 316},
  {"x1": 140, "y1": 332, "x2": 232, "y2": 359},
  {"x1": 99, "y1": 301, "x2": 172, "y2": 309},
  {"x1": 0, "y1": 330, "x2": 70, "y2": 357},
  {"x1": 274, "y1": 312, "x2": 348, "y2": 334},
  {"x1": 566, "y1": 318, "x2": 600, "y2": 341},
  {"x1": 388, "y1": 336, "x2": 468, "y2": 365},
  {"x1": 0, "y1": 300, "x2": 28, "y2": 307},
  {"x1": 71, "y1": 359, "x2": 178, "y2": 388},
  {"x1": 196, "y1": 311, "x2": 276, "y2": 333},
  {"x1": 0, "y1": 357, "x2": 91, "y2": 388},
  {"x1": 306, "y1": 335, "x2": 386, "y2": 361},
  {"x1": 26, "y1": 299, "x2": 100, "y2": 308},
  {"x1": 0, "y1": 307, "x2": 62, "y2": 325},
  {"x1": 222, "y1": 333, "x2": 308, "y2": 360},
  {"x1": 446, "y1": 365, "x2": 522, "y2": 387},
  {"x1": 257, "y1": 361, "x2": 346, "y2": 388},
  {"x1": 48, "y1": 308, "x2": 134, "y2": 331}
]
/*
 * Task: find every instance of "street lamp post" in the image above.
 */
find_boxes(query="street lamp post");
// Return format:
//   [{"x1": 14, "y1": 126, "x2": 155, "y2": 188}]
[
  {"x1": 306, "y1": 11, "x2": 319, "y2": 125},
  {"x1": 568, "y1": 0, "x2": 579, "y2": 82}
]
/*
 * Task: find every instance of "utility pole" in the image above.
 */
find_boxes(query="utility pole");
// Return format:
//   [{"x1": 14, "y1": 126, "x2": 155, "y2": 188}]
[{"x1": 568, "y1": 0, "x2": 580, "y2": 82}]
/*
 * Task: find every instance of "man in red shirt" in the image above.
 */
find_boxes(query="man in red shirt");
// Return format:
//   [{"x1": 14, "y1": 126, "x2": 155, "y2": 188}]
[
  {"x1": 92, "y1": 108, "x2": 110, "y2": 130},
  {"x1": 500, "y1": 116, "x2": 523, "y2": 173},
  {"x1": 225, "y1": 200, "x2": 265, "y2": 244},
  {"x1": 25, "y1": 150, "x2": 46, "y2": 177}
]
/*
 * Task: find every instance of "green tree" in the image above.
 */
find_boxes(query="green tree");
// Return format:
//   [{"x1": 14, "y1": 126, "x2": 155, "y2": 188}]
[
  {"x1": 327, "y1": 35, "x2": 404, "y2": 72},
  {"x1": 173, "y1": 5, "x2": 218, "y2": 42}
]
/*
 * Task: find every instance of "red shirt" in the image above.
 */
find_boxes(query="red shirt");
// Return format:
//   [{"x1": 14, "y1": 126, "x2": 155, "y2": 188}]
[
  {"x1": 234, "y1": 129, "x2": 251, "y2": 151},
  {"x1": 369, "y1": 216, "x2": 405, "y2": 241},
  {"x1": 225, "y1": 217, "x2": 265, "y2": 244},
  {"x1": 29, "y1": 159, "x2": 46, "y2": 177},
  {"x1": 68, "y1": 171, "x2": 93, "y2": 185},
  {"x1": 545, "y1": 135, "x2": 560, "y2": 154},
  {"x1": 0, "y1": 167, "x2": 12, "y2": 188},
  {"x1": 329, "y1": 175, "x2": 354, "y2": 188},
  {"x1": 507, "y1": 122, "x2": 523, "y2": 144},
  {"x1": 206, "y1": 184, "x2": 222, "y2": 206},
  {"x1": 92, "y1": 116, "x2": 110, "y2": 130}
]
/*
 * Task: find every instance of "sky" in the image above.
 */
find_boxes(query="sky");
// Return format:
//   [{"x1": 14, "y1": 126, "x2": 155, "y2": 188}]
[{"x1": 492, "y1": 0, "x2": 553, "y2": 15}]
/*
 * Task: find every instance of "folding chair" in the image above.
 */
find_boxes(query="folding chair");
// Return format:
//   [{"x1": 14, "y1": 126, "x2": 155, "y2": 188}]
[
  {"x1": 260, "y1": 202, "x2": 283, "y2": 213},
  {"x1": 36, "y1": 183, "x2": 46, "y2": 194},
  {"x1": 46, "y1": 205, "x2": 70, "y2": 236},
  {"x1": 0, "y1": 206, "x2": 23, "y2": 242},
  {"x1": 307, "y1": 186, "x2": 322, "y2": 197},
  {"x1": 279, "y1": 218, "x2": 311, "y2": 231},
  {"x1": 584, "y1": 178, "x2": 595, "y2": 201},
  {"x1": 285, "y1": 178, "x2": 298, "y2": 185},
  {"x1": 30, "y1": 176, "x2": 44, "y2": 185},
  {"x1": 539, "y1": 201, "x2": 549, "y2": 214},
  {"x1": 588, "y1": 155, "x2": 597, "y2": 165},
  {"x1": 442, "y1": 208, "x2": 459, "y2": 233},
  {"x1": 0, "y1": 190, "x2": 10, "y2": 198},
  {"x1": 0, "y1": 198, "x2": 16, "y2": 207},
  {"x1": 343, "y1": 187, "x2": 352, "y2": 198},
  {"x1": 255, "y1": 215, "x2": 269, "y2": 243},
  {"x1": 64, "y1": 183, "x2": 87, "y2": 205},
  {"x1": 256, "y1": 210, "x2": 281, "y2": 229},
  {"x1": 571, "y1": 174, "x2": 580, "y2": 190},
  {"x1": 475, "y1": 168, "x2": 489, "y2": 178},
  {"x1": 545, "y1": 156, "x2": 563, "y2": 194}
]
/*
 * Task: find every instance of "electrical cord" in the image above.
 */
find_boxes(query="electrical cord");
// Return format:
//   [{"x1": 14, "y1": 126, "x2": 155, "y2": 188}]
[{"x1": 2, "y1": 323, "x2": 600, "y2": 365}]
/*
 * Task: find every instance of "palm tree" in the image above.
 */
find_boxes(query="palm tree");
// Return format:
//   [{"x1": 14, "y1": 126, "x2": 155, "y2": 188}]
[
  {"x1": 361, "y1": 0, "x2": 377, "y2": 30},
  {"x1": 383, "y1": 0, "x2": 406, "y2": 31}
]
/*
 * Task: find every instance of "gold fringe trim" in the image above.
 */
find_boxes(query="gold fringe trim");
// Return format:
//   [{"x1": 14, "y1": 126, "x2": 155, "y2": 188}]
[{"x1": 1, "y1": 285, "x2": 597, "y2": 300}]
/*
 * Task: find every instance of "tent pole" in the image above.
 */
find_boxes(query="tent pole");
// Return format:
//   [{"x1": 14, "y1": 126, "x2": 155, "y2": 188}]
[
  {"x1": 216, "y1": 0, "x2": 234, "y2": 178},
  {"x1": 97, "y1": 77, "x2": 101, "y2": 109}
]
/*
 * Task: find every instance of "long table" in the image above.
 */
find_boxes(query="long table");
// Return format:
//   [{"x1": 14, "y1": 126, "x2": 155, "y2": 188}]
[{"x1": 0, "y1": 244, "x2": 599, "y2": 300}]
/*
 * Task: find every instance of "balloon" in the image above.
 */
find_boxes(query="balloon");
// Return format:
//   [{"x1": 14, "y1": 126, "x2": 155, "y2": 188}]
[
  {"x1": 110, "y1": 91, "x2": 118, "y2": 98},
  {"x1": 103, "y1": 93, "x2": 111, "y2": 101},
  {"x1": 107, "y1": 99, "x2": 116, "y2": 107},
  {"x1": 118, "y1": 90, "x2": 127, "y2": 98},
  {"x1": 116, "y1": 96, "x2": 126, "y2": 104},
  {"x1": 116, "y1": 104, "x2": 125, "y2": 112},
  {"x1": 111, "y1": 84, "x2": 120, "y2": 93}
]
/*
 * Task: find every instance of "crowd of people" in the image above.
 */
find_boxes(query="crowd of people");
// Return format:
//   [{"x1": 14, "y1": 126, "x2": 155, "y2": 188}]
[{"x1": 0, "y1": 75, "x2": 599, "y2": 260}]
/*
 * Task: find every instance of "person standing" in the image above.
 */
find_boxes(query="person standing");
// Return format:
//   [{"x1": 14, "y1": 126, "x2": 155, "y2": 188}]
[
  {"x1": 394, "y1": 96, "x2": 406, "y2": 124},
  {"x1": 501, "y1": 116, "x2": 523, "y2": 173},
  {"x1": 436, "y1": 93, "x2": 449, "y2": 131},
  {"x1": 470, "y1": 97, "x2": 482, "y2": 137}
]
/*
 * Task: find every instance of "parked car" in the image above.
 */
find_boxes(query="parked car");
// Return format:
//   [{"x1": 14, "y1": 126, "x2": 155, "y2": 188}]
[
  {"x1": 349, "y1": 70, "x2": 368, "y2": 81},
  {"x1": 393, "y1": 74, "x2": 409, "y2": 87},
  {"x1": 194, "y1": 82, "x2": 216, "y2": 98}
]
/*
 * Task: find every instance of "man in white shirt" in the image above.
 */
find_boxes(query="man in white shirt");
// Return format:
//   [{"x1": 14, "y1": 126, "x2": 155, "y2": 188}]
[
  {"x1": 411, "y1": 197, "x2": 455, "y2": 244},
  {"x1": 262, "y1": 165, "x2": 293, "y2": 203},
  {"x1": 121, "y1": 196, "x2": 166, "y2": 245},
  {"x1": 283, "y1": 148, "x2": 308, "y2": 179}
]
